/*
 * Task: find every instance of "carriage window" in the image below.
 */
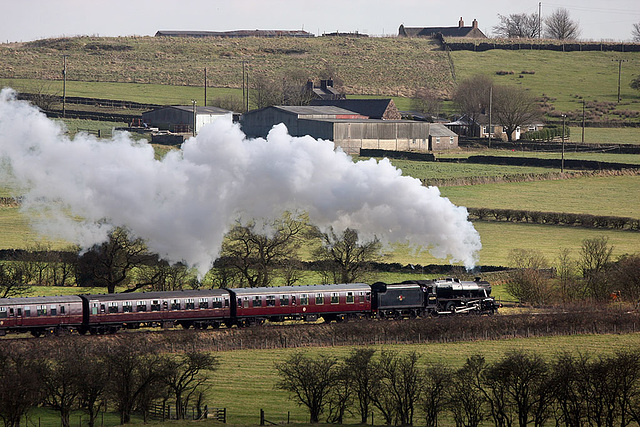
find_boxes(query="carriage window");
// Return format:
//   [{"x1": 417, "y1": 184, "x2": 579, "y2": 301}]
[
  {"x1": 300, "y1": 294, "x2": 309, "y2": 305},
  {"x1": 37, "y1": 305, "x2": 47, "y2": 316},
  {"x1": 108, "y1": 302, "x2": 118, "y2": 314},
  {"x1": 315, "y1": 293, "x2": 324, "y2": 305},
  {"x1": 24, "y1": 307, "x2": 30, "y2": 317},
  {"x1": 171, "y1": 299, "x2": 181, "y2": 310},
  {"x1": 266, "y1": 296, "x2": 276, "y2": 307},
  {"x1": 331, "y1": 293, "x2": 339, "y2": 304},
  {"x1": 50, "y1": 305, "x2": 57, "y2": 316},
  {"x1": 346, "y1": 292, "x2": 354, "y2": 304},
  {"x1": 253, "y1": 296, "x2": 262, "y2": 307},
  {"x1": 224, "y1": 298, "x2": 229, "y2": 308},
  {"x1": 137, "y1": 301, "x2": 147, "y2": 312},
  {"x1": 185, "y1": 299, "x2": 195, "y2": 310},
  {"x1": 366, "y1": 292, "x2": 371, "y2": 301},
  {"x1": 199, "y1": 298, "x2": 208, "y2": 309},
  {"x1": 359, "y1": 292, "x2": 365, "y2": 303},
  {"x1": 59, "y1": 306, "x2": 65, "y2": 315},
  {"x1": 212, "y1": 297, "x2": 223, "y2": 309},
  {"x1": 123, "y1": 301, "x2": 133, "y2": 313},
  {"x1": 280, "y1": 295, "x2": 289, "y2": 306},
  {"x1": 151, "y1": 300, "x2": 161, "y2": 311},
  {"x1": 0, "y1": 307, "x2": 6, "y2": 318}
]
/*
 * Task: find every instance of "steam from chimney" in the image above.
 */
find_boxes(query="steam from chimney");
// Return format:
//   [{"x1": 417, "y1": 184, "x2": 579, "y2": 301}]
[{"x1": 0, "y1": 88, "x2": 481, "y2": 273}]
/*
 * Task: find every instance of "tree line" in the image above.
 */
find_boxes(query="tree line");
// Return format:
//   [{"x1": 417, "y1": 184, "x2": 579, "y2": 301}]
[
  {"x1": 275, "y1": 347, "x2": 640, "y2": 426},
  {"x1": 0, "y1": 215, "x2": 383, "y2": 296},
  {"x1": 0, "y1": 336, "x2": 218, "y2": 427}
]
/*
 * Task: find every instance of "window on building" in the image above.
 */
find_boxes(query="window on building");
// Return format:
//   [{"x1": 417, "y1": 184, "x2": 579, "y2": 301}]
[
  {"x1": 436, "y1": 136, "x2": 441, "y2": 144},
  {"x1": 450, "y1": 136, "x2": 454, "y2": 144}
]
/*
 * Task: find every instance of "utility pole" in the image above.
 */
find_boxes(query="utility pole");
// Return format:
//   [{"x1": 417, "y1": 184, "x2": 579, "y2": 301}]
[
  {"x1": 561, "y1": 114, "x2": 566, "y2": 173},
  {"x1": 613, "y1": 59, "x2": 628, "y2": 102},
  {"x1": 582, "y1": 99, "x2": 585, "y2": 143},
  {"x1": 242, "y1": 61, "x2": 246, "y2": 112},
  {"x1": 62, "y1": 54, "x2": 68, "y2": 118},
  {"x1": 204, "y1": 67, "x2": 207, "y2": 107},
  {"x1": 538, "y1": 2, "x2": 542, "y2": 39},
  {"x1": 488, "y1": 86, "x2": 492, "y2": 148},
  {"x1": 191, "y1": 99, "x2": 197, "y2": 136}
]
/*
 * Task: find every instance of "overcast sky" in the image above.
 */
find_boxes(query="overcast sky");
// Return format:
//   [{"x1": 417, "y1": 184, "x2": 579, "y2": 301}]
[{"x1": 2, "y1": 0, "x2": 640, "y2": 43}]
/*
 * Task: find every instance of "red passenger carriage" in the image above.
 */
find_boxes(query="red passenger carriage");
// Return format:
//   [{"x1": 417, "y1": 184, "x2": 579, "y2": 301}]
[
  {"x1": 228, "y1": 283, "x2": 372, "y2": 326},
  {"x1": 0, "y1": 295, "x2": 84, "y2": 336},
  {"x1": 79, "y1": 289, "x2": 231, "y2": 334}
]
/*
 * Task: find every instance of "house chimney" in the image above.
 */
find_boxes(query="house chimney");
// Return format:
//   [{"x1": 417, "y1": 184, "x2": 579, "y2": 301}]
[
  {"x1": 458, "y1": 17, "x2": 464, "y2": 28},
  {"x1": 306, "y1": 80, "x2": 313, "y2": 90},
  {"x1": 472, "y1": 19, "x2": 478, "y2": 29},
  {"x1": 320, "y1": 79, "x2": 328, "y2": 90}
]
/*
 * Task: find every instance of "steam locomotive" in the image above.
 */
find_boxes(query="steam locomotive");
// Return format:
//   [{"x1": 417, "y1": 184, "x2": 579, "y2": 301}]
[{"x1": 0, "y1": 278, "x2": 499, "y2": 337}]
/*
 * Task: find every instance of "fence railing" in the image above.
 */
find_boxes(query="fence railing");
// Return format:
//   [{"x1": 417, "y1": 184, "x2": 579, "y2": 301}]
[{"x1": 148, "y1": 402, "x2": 226, "y2": 422}]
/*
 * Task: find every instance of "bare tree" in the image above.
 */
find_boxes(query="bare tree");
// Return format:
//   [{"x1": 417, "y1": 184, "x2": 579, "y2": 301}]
[
  {"x1": 632, "y1": 22, "x2": 640, "y2": 42},
  {"x1": 492, "y1": 85, "x2": 541, "y2": 142},
  {"x1": 411, "y1": 87, "x2": 442, "y2": 119},
  {"x1": 219, "y1": 213, "x2": 308, "y2": 287},
  {"x1": 579, "y1": 236, "x2": 613, "y2": 300},
  {"x1": 42, "y1": 346, "x2": 83, "y2": 427},
  {"x1": 422, "y1": 363, "x2": 452, "y2": 427},
  {"x1": 343, "y1": 348, "x2": 377, "y2": 424},
  {"x1": 0, "y1": 262, "x2": 30, "y2": 298},
  {"x1": 274, "y1": 352, "x2": 341, "y2": 423},
  {"x1": 556, "y1": 248, "x2": 581, "y2": 302},
  {"x1": 453, "y1": 74, "x2": 494, "y2": 136},
  {"x1": 75, "y1": 341, "x2": 110, "y2": 427},
  {"x1": 449, "y1": 355, "x2": 486, "y2": 427},
  {"x1": 312, "y1": 227, "x2": 383, "y2": 284},
  {"x1": 251, "y1": 73, "x2": 282, "y2": 109},
  {"x1": 544, "y1": 8, "x2": 581, "y2": 40},
  {"x1": 161, "y1": 352, "x2": 219, "y2": 420},
  {"x1": 493, "y1": 13, "x2": 540, "y2": 38},
  {"x1": 74, "y1": 227, "x2": 160, "y2": 293},
  {"x1": 505, "y1": 249, "x2": 550, "y2": 305}
]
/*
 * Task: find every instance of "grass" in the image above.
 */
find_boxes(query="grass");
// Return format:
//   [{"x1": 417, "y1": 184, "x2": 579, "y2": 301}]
[
  {"x1": 439, "y1": 175, "x2": 640, "y2": 219},
  {"x1": 207, "y1": 333, "x2": 640, "y2": 425},
  {"x1": 567, "y1": 126, "x2": 640, "y2": 145},
  {"x1": 435, "y1": 147, "x2": 640, "y2": 165}
]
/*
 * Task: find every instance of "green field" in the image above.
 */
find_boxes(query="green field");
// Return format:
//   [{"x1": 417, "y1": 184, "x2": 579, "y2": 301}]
[
  {"x1": 439, "y1": 175, "x2": 640, "y2": 219},
  {"x1": 435, "y1": 147, "x2": 640, "y2": 165},
  {"x1": 209, "y1": 333, "x2": 640, "y2": 425}
]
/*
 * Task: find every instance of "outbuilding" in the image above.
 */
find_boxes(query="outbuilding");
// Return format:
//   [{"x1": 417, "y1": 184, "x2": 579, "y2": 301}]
[{"x1": 142, "y1": 105, "x2": 233, "y2": 134}]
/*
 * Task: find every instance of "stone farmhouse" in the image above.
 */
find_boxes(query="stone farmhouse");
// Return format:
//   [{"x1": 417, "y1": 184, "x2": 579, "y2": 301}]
[{"x1": 398, "y1": 17, "x2": 487, "y2": 38}]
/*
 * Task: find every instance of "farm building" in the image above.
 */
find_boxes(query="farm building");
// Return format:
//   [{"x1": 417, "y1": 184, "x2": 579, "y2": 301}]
[
  {"x1": 446, "y1": 114, "x2": 544, "y2": 141},
  {"x1": 142, "y1": 105, "x2": 232, "y2": 134},
  {"x1": 306, "y1": 79, "x2": 345, "y2": 100},
  {"x1": 310, "y1": 99, "x2": 401, "y2": 120},
  {"x1": 241, "y1": 106, "x2": 458, "y2": 155},
  {"x1": 399, "y1": 17, "x2": 487, "y2": 38}
]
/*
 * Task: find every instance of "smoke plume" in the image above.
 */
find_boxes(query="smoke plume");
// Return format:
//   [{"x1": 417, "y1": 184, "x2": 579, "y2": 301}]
[{"x1": 0, "y1": 88, "x2": 481, "y2": 272}]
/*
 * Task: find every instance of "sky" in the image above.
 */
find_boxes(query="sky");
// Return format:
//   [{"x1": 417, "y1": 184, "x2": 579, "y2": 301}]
[{"x1": 2, "y1": 0, "x2": 640, "y2": 43}]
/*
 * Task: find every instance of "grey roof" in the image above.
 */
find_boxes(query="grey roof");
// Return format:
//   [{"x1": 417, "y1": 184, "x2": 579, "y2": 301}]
[
  {"x1": 164, "y1": 105, "x2": 232, "y2": 115},
  {"x1": 0, "y1": 295, "x2": 83, "y2": 306},
  {"x1": 273, "y1": 105, "x2": 364, "y2": 117},
  {"x1": 310, "y1": 99, "x2": 394, "y2": 119},
  {"x1": 83, "y1": 289, "x2": 229, "y2": 302},
  {"x1": 429, "y1": 123, "x2": 458, "y2": 137},
  {"x1": 230, "y1": 283, "x2": 370, "y2": 295}
]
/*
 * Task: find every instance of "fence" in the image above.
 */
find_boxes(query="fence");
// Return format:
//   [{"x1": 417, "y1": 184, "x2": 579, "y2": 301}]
[{"x1": 148, "y1": 402, "x2": 226, "y2": 422}]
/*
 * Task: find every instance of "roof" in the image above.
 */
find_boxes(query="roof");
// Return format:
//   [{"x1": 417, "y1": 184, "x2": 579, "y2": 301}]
[
  {"x1": 161, "y1": 105, "x2": 232, "y2": 115},
  {"x1": 0, "y1": 295, "x2": 83, "y2": 306},
  {"x1": 155, "y1": 30, "x2": 314, "y2": 38},
  {"x1": 310, "y1": 99, "x2": 395, "y2": 119},
  {"x1": 230, "y1": 283, "x2": 370, "y2": 295},
  {"x1": 429, "y1": 123, "x2": 458, "y2": 137},
  {"x1": 83, "y1": 289, "x2": 229, "y2": 302}
]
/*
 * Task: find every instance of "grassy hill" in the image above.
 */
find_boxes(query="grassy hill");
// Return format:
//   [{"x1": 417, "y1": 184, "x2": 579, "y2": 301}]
[{"x1": 1, "y1": 35, "x2": 639, "y2": 121}]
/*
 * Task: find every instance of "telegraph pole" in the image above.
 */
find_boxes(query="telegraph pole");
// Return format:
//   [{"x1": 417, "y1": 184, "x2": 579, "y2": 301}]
[
  {"x1": 62, "y1": 54, "x2": 68, "y2": 118},
  {"x1": 613, "y1": 59, "x2": 628, "y2": 102},
  {"x1": 538, "y1": 2, "x2": 542, "y2": 39},
  {"x1": 204, "y1": 67, "x2": 207, "y2": 107},
  {"x1": 561, "y1": 114, "x2": 566, "y2": 173},
  {"x1": 191, "y1": 99, "x2": 197, "y2": 136}
]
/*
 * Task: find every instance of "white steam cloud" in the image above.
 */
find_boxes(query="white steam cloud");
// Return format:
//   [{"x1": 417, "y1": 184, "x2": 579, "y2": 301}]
[{"x1": 0, "y1": 88, "x2": 481, "y2": 272}]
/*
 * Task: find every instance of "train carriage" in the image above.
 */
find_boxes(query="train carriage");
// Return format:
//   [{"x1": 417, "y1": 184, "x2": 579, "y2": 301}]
[
  {"x1": 228, "y1": 283, "x2": 372, "y2": 326},
  {"x1": 80, "y1": 289, "x2": 231, "y2": 334},
  {"x1": 0, "y1": 295, "x2": 84, "y2": 336}
]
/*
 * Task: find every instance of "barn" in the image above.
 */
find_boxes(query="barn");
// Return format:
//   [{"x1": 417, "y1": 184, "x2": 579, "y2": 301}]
[
  {"x1": 241, "y1": 106, "x2": 458, "y2": 155},
  {"x1": 142, "y1": 105, "x2": 233, "y2": 134}
]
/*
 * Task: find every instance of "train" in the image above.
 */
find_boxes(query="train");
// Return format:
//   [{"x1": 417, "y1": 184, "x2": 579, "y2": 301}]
[{"x1": 0, "y1": 278, "x2": 500, "y2": 337}]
